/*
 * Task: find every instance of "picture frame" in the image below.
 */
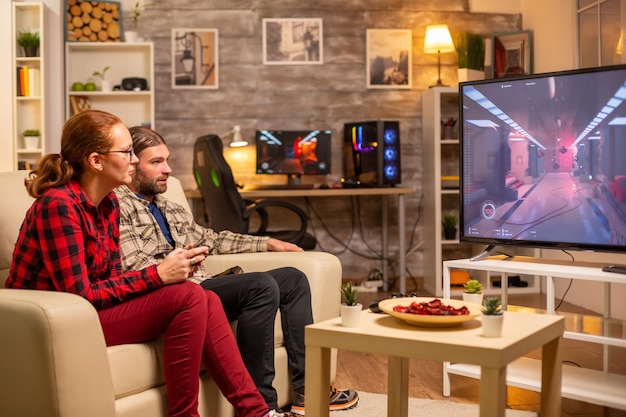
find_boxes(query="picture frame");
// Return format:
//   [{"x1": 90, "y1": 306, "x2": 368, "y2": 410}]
[
  {"x1": 70, "y1": 95, "x2": 91, "y2": 115},
  {"x1": 492, "y1": 30, "x2": 532, "y2": 78},
  {"x1": 65, "y1": 0, "x2": 124, "y2": 42},
  {"x1": 366, "y1": 29, "x2": 412, "y2": 89},
  {"x1": 262, "y1": 18, "x2": 323, "y2": 65},
  {"x1": 171, "y1": 29, "x2": 219, "y2": 89}
]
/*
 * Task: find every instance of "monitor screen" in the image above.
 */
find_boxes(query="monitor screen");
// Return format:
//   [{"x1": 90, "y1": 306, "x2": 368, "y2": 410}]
[
  {"x1": 460, "y1": 64, "x2": 626, "y2": 255},
  {"x1": 255, "y1": 129, "x2": 332, "y2": 178}
]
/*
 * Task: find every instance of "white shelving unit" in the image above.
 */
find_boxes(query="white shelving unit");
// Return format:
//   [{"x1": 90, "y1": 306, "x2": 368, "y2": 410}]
[
  {"x1": 422, "y1": 86, "x2": 476, "y2": 296},
  {"x1": 65, "y1": 42, "x2": 155, "y2": 129},
  {"x1": 442, "y1": 256, "x2": 626, "y2": 410},
  {"x1": 12, "y1": 2, "x2": 45, "y2": 170}
]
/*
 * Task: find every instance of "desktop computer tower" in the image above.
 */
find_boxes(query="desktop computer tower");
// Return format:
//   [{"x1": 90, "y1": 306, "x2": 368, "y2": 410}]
[{"x1": 343, "y1": 120, "x2": 401, "y2": 186}]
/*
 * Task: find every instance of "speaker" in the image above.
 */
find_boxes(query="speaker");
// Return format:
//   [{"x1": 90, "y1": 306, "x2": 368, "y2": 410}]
[
  {"x1": 121, "y1": 77, "x2": 148, "y2": 91},
  {"x1": 344, "y1": 121, "x2": 401, "y2": 186}
]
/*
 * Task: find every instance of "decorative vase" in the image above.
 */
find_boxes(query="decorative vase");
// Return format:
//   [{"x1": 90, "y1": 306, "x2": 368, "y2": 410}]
[
  {"x1": 340, "y1": 303, "x2": 362, "y2": 327},
  {"x1": 443, "y1": 227, "x2": 457, "y2": 240},
  {"x1": 23, "y1": 135, "x2": 40, "y2": 150},
  {"x1": 457, "y1": 68, "x2": 484, "y2": 83},
  {"x1": 101, "y1": 80, "x2": 113, "y2": 92},
  {"x1": 481, "y1": 314, "x2": 504, "y2": 337},
  {"x1": 125, "y1": 31, "x2": 138, "y2": 43},
  {"x1": 23, "y1": 46, "x2": 39, "y2": 57},
  {"x1": 462, "y1": 292, "x2": 483, "y2": 307}
]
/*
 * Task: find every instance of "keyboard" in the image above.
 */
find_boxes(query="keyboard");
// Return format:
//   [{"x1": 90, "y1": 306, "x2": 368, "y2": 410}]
[{"x1": 243, "y1": 184, "x2": 316, "y2": 190}]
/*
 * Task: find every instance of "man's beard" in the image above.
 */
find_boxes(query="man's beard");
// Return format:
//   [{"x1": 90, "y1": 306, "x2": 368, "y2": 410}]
[{"x1": 134, "y1": 169, "x2": 167, "y2": 198}]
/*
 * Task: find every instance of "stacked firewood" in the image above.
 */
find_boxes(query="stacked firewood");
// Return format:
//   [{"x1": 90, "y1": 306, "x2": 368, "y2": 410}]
[{"x1": 66, "y1": 0, "x2": 121, "y2": 42}]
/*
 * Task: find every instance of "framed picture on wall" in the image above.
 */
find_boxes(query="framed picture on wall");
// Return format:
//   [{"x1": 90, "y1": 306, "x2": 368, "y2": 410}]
[
  {"x1": 492, "y1": 30, "x2": 532, "y2": 78},
  {"x1": 171, "y1": 28, "x2": 219, "y2": 89},
  {"x1": 263, "y1": 18, "x2": 323, "y2": 65},
  {"x1": 366, "y1": 29, "x2": 412, "y2": 89}
]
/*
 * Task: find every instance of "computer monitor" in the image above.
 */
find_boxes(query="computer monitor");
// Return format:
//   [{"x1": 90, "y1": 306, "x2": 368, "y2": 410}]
[{"x1": 255, "y1": 129, "x2": 332, "y2": 184}]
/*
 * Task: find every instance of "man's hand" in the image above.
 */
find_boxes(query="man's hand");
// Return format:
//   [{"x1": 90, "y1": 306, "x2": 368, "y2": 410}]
[
  {"x1": 267, "y1": 237, "x2": 304, "y2": 252},
  {"x1": 157, "y1": 246, "x2": 209, "y2": 284}
]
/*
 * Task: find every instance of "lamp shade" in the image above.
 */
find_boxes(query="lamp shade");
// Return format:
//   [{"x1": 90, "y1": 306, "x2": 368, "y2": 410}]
[
  {"x1": 424, "y1": 24, "x2": 455, "y2": 54},
  {"x1": 229, "y1": 125, "x2": 248, "y2": 147}
]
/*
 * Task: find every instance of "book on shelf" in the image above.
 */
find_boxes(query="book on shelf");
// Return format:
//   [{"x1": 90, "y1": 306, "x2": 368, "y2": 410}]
[
  {"x1": 23, "y1": 65, "x2": 29, "y2": 97},
  {"x1": 16, "y1": 66, "x2": 23, "y2": 96},
  {"x1": 28, "y1": 67, "x2": 40, "y2": 96}
]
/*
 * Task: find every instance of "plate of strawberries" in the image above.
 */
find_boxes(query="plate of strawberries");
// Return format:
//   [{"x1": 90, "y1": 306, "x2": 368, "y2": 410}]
[{"x1": 379, "y1": 297, "x2": 481, "y2": 327}]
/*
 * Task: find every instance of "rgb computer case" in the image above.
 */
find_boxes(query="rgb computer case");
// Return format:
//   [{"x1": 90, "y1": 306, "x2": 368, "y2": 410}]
[{"x1": 343, "y1": 120, "x2": 401, "y2": 186}]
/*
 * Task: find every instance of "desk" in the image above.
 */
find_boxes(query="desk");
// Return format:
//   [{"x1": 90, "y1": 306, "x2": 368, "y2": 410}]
[
  {"x1": 185, "y1": 186, "x2": 413, "y2": 293},
  {"x1": 304, "y1": 309, "x2": 564, "y2": 417}
]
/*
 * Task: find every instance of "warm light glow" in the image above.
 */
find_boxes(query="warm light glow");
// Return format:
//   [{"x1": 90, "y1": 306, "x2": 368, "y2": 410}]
[{"x1": 423, "y1": 25, "x2": 455, "y2": 54}]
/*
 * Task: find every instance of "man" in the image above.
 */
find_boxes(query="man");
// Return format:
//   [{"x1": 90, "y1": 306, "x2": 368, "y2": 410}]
[{"x1": 116, "y1": 126, "x2": 359, "y2": 415}]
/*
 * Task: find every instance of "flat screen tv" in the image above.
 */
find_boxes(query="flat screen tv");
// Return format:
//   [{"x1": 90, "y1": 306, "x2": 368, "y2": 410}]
[
  {"x1": 255, "y1": 129, "x2": 332, "y2": 184},
  {"x1": 459, "y1": 64, "x2": 626, "y2": 259}
]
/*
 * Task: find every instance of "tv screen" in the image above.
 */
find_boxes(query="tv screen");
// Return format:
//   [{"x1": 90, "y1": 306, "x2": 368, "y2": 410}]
[
  {"x1": 460, "y1": 64, "x2": 626, "y2": 256},
  {"x1": 255, "y1": 130, "x2": 332, "y2": 179}
]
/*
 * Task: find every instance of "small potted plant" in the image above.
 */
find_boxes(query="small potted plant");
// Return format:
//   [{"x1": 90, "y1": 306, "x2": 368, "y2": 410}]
[
  {"x1": 92, "y1": 66, "x2": 112, "y2": 92},
  {"x1": 454, "y1": 31, "x2": 485, "y2": 82},
  {"x1": 340, "y1": 281, "x2": 361, "y2": 327},
  {"x1": 442, "y1": 214, "x2": 458, "y2": 240},
  {"x1": 481, "y1": 297, "x2": 503, "y2": 337},
  {"x1": 462, "y1": 278, "x2": 483, "y2": 305},
  {"x1": 125, "y1": 2, "x2": 152, "y2": 42},
  {"x1": 17, "y1": 30, "x2": 40, "y2": 57},
  {"x1": 22, "y1": 129, "x2": 41, "y2": 150}
]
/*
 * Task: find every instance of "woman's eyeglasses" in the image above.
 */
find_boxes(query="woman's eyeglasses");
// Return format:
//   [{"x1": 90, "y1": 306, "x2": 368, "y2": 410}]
[{"x1": 98, "y1": 149, "x2": 135, "y2": 160}]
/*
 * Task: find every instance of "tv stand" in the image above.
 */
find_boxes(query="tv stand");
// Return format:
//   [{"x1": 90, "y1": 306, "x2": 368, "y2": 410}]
[
  {"x1": 442, "y1": 256, "x2": 626, "y2": 411},
  {"x1": 469, "y1": 245, "x2": 514, "y2": 261}
]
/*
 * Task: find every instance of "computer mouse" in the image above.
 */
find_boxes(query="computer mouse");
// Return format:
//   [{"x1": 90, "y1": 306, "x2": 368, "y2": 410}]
[{"x1": 319, "y1": 184, "x2": 329, "y2": 189}]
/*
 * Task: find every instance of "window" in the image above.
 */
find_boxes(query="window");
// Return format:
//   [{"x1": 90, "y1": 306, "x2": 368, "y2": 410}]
[{"x1": 578, "y1": 0, "x2": 624, "y2": 67}]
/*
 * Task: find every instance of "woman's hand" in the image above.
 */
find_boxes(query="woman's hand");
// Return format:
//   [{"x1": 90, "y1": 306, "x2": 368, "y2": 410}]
[
  {"x1": 267, "y1": 238, "x2": 304, "y2": 252},
  {"x1": 157, "y1": 246, "x2": 209, "y2": 284}
]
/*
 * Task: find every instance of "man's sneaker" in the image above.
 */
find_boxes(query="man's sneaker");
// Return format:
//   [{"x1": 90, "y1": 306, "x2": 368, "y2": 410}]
[{"x1": 290, "y1": 385, "x2": 359, "y2": 415}]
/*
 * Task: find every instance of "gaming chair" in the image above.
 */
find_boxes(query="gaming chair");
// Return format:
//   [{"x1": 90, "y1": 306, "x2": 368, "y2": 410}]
[{"x1": 192, "y1": 134, "x2": 317, "y2": 250}]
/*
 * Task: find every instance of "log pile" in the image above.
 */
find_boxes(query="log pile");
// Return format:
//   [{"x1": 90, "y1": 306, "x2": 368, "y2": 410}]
[{"x1": 66, "y1": 0, "x2": 121, "y2": 42}]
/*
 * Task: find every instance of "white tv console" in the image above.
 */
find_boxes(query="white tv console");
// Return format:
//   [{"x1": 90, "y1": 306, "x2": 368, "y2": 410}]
[{"x1": 442, "y1": 256, "x2": 626, "y2": 410}]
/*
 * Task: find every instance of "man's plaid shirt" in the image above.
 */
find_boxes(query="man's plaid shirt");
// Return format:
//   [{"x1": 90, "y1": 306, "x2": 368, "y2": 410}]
[{"x1": 115, "y1": 185, "x2": 268, "y2": 277}]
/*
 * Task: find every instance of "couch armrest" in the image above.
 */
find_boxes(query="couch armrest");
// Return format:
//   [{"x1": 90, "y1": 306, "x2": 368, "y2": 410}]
[
  {"x1": 0, "y1": 289, "x2": 116, "y2": 417},
  {"x1": 202, "y1": 251, "x2": 341, "y2": 323}
]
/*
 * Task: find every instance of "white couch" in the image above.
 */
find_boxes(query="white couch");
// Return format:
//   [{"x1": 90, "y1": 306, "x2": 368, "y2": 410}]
[{"x1": 0, "y1": 171, "x2": 340, "y2": 417}]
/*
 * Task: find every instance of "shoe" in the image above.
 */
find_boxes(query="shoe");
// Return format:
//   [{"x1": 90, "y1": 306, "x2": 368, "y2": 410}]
[{"x1": 290, "y1": 385, "x2": 359, "y2": 415}]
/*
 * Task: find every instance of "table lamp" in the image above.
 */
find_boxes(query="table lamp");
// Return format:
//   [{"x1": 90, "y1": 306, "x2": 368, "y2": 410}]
[
  {"x1": 226, "y1": 125, "x2": 248, "y2": 147},
  {"x1": 424, "y1": 24, "x2": 455, "y2": 87}
]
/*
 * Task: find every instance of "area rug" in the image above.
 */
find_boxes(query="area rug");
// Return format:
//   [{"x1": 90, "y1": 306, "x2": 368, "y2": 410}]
[{"x1": 335, "y1": 391, "x2": 538, "y2": 417}]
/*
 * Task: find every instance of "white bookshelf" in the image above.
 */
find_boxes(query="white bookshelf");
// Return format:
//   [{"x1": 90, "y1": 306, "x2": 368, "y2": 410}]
[
  {"x1": 12, "y1": 2, "x2": 45, "y2": 170},
  {"x1": 65, "y1": 42, "x2": 155, "y2": 129}
]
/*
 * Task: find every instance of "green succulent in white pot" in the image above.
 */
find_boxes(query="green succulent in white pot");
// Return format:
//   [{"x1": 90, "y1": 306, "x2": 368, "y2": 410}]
[
  {"x1": 462, "y1": 279, "x2": 483, "y2": 306},
  {"x1": 340, "y1": 282, "x2": 361, "y2": 327},
  {"x1": 481, "y1": 297, "x2": 504, "y2": 338}
]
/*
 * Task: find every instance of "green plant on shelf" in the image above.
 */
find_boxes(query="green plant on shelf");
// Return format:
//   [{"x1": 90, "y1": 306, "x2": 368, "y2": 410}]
[
  {"x1": 130, "y1": 1, "x2": 153, "y2": 31},
  {"x1": 92, "y1": 66, "x2": 110, "y2": 81},
  {"x1": 441, "y1": 214, "x2": 457, "y2": 229},
  {"x1": 17, "y1": 30, "x2": 40, "y2": 48},
  {"x1": 23, "y1": 129, "x2": 41, "y2": 137}
]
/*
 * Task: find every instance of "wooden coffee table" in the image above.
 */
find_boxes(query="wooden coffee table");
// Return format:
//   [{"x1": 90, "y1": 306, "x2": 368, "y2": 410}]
[{"x1": 304, "y1": 308, "x2": 564, "y2": 417}]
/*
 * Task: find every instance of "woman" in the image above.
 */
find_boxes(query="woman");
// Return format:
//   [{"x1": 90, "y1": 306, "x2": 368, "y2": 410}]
[{"x1": 6, "y1": 110, "x2": 279, "y2": 417}]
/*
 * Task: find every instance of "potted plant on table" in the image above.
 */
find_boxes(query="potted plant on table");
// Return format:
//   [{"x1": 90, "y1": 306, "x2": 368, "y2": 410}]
[
  {"x1": 22, "y1": 129, "x2": 41, "y2": 150},
  {"x1": 340, "y1": 281, "x2": 362, "y2": 327},
  {"x1": 462, "y1": 278, "x2": 483, "y2": 306},
  {"x1": 442, "y1": 214, "x2": 457, "y2": 240},
  {"x1": 17, "y1": 30, "x2": 40, "y2": 57},
  {"x1": 481, "y1": 297, "x2": 503, "y2": 337}
]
